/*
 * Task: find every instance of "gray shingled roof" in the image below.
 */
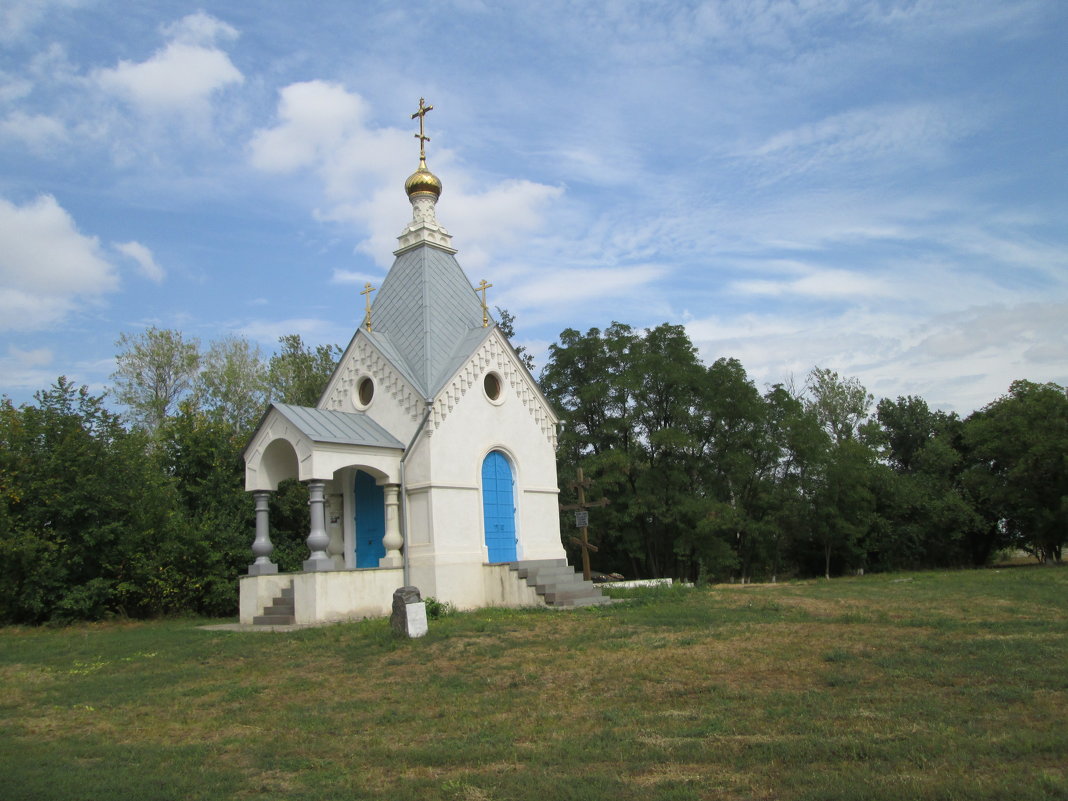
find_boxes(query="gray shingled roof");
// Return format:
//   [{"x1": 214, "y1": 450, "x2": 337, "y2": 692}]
[
  {"x1": 271, "y1": 403, "x2": 405, "y2": 449},
  {"x1": 368, "y1": 244, "x2": 489, "y2": 398}
]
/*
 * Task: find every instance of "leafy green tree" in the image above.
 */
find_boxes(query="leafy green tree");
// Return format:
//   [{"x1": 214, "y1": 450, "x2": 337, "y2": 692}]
[
  {"x1": 541, "y1": 323, "x2": 643, "y2": 576},
  {"x1": 627, "y1": 324, "x2": 709, "y2": 578},
  {"x1": 689, "y1": 358, "x2": 773, "y2": 582},
  {"x1": 541, "y1": 322, "x2": 640, "y2": 461},
  {"x1": 267, "y1": 334, "x2": 341, "y2": 406},
  {"x1": 865, "y1": 396, "x2": 982, "y2": 569},
  {"x1": 810, "y1": 438, "x2": 878, "y2": 579},
  {"x1": 0, "y1": 379, "x2": 181, "y2": 622},
  {"x1": 112, "y1": 327, "x2": 201, "y2": 433},
  {"x1": 196, "y1": 335, "x2": 270, "y2": 436},
  {"x1": 788, "y1": 369, "x2": 881, "y2": 577},
  {"x1": 155, "y1": 402, "x2": 258, "y2": 615},
  {"x1": 805, "y1": 366, "x2": 873, "y2": 445},
  {"x1": 545, "y1": 325, "x2": 775, "y2": 581},
  {"x1": 964, "y1": 380, "x2": 1068, "y2": 563},
  {"x1": 870, "y1": 395, "x2": 950, "y2": 473}
]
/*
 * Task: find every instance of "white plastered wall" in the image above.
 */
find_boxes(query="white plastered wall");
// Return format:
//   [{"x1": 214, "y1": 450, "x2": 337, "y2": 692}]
[
  {"x1": 402, "y1": 329, "x2": 565, "y2": 608},
  {"x1": 239, "y1": 570, "x2": 404, "y2": 624}
]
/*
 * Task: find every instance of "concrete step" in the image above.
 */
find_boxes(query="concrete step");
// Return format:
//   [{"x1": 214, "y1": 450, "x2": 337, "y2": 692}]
[
  {"x1": 255, "y1": 587, "x2": 295, "y2": 626},
  {"x1": 524, "y1": 566, "x2": 581, "y2": 585},
  {"x1": 509, "y1": 559, "x2": 567, "y2": 569},
  {"x1": 504, "y1": 559, "x2": 611, "y2": 609},
  {"x1": 509, "y1": 560, "x2": 567, "y2": 579},
  {"x1": 534, "y1": 574, "x2": 588, "y2": 594},
  {"x1": 252, "y1": 613, "x2": 296, "y2": 625}
]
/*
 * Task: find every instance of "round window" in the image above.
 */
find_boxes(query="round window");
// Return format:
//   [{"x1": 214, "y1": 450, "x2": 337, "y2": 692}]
[
  {"x1": 484, "y1": 372, "x2": 502, "y2": 401},
  {"x1": 357, "y1": 376, "x2": 375, "y2": 407}
]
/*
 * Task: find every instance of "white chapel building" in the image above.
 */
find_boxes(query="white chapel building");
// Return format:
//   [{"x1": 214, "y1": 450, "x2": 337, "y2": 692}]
[{"x1": 239, "y1": 102, "x2": 608, "y2": 624}]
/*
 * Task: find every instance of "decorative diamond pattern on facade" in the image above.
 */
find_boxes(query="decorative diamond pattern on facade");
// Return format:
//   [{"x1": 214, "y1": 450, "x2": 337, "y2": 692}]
[
  {"x1": 324, "y1": 337, "x2": 424, "y2": 421},
  {"x1": 427, "y1": 332, "x2": 558, "y2": 448}
]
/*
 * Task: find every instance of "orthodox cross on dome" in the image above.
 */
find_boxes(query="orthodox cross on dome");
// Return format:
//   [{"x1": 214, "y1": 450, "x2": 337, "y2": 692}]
[
  {"x1": 411, "y1": 97, "x2": 433, "y2": 161},
  {"x1": 360, "y1": 282, "x2": 376, "y2": 332},
  {"x1": 475, "y1": 279, "x2": 493, "y2": 328}
]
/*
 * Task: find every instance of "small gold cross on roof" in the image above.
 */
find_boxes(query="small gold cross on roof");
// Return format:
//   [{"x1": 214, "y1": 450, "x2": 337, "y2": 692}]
[
  {"x1": 360, "y1": 282, "x2": 376, "y2": 331},
  {"x1": 475, "y1": 279, "x2": 493, "y2": 328},
  {"x1": 411, "y1": 97, "x2": 433, "y2": 161}
]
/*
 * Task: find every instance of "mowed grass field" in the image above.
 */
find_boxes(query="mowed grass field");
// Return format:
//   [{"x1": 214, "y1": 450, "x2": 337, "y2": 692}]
[{"x1": 1, "y1": 566, "x2": 1066, "y2": 801}]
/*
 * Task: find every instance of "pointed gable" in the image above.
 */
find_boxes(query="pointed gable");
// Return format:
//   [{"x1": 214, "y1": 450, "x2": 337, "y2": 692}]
[{"x1": 365, "y1": 243, "x2": 488, "y2": 399}]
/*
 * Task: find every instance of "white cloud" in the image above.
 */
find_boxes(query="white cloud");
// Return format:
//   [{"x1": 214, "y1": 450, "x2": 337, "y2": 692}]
[
  {"x1": 93, "y1": 13, "x2": 243, "y2": 113},
  {"x1": 330, "y1": 269, "x2": 381, "y2": 285},
  {"x1": 0, "y1": 194, "x2": 118, "y2": 331},
  {"x1": 745, "y1": 103, "x2": 964, "y2": 179},
  {"x1": 683, "y1": 298, "x2": 1068, "y2": 415},
  {"x1": 162, "y1": 10, "x2": 239, "y2": 45},
  {"x1": 0, "y1": 0, "x2": 84, "y2": 44},
  {"x1": 250, "y1": 82, "x2": 567, "y2": 271},
  {"x1": 501, "y1": 264, "x2": 665, "y2": 310},
  {"x1": 0, "y1": 345, "x2": 55, "y2": 395},
  {"x1": 447, "y1": 180, "x2": 565, "y2": 250},
  {"x1": 114, "y1": 240, "x2": 164, "y2": 282},
  {"x1": 0, "y1": 111, "x2": 67, "y2": 152},
  {"x1": 249, "y1": 81, "x2": 370, "y2": 173},
  {"x1": 0, "y1": 72, "x2": 33, "y2": 104},
  {"x1": 238, "y1": 317, "x2": 346, "y2": 348},
  {"x1": 907, "y1": 303, "x2": 1068, "y2": 365},
  {"x1": 729, "y1": 262, "x2": 895, "y2": 299}
]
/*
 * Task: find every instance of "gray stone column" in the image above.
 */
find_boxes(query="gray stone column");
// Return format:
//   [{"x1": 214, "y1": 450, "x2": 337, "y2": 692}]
[
  {"x1": 248, "y1": 490, "x2": 278, "y2": 575},
  {"x1": 303, "y1": 480, "x2": 333, "y2": 572},
  {"x1": 379, "y1": 483, "x2": 403, "y2": 567}
]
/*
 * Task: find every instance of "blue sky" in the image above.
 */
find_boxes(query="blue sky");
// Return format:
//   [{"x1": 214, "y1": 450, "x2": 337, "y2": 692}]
[{"x1": 1, "y1": 0, "x2": 1065, "y2": 414}]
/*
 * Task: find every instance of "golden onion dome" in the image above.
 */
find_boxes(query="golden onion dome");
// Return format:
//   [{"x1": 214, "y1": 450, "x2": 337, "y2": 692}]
[{"x1": 404, "y1": 158, "x2": 442, "y2": 199}]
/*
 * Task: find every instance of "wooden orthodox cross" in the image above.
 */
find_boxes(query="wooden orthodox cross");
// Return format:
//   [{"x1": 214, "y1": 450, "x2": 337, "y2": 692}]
[
  {"x1": 475, "y1": 279, "x2": 493, "y2": 327},
  {"x1": 411, "y1": 97, "x2": 433, "y2": 159},
  {"x1": 559, "y1": 467, "x2": 609, "y2": 581},
  {"x1": 361, "y1": 282, "x2": 375, "y2": 332}
]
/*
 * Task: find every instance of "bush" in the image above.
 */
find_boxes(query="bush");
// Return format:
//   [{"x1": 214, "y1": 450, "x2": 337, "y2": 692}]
[{"x1": 424, "y1": 596, "x2": 455, "y2": 620}]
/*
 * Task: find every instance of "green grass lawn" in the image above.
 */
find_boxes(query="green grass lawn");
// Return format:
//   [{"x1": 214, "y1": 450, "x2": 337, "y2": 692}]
[{"x1": 2, "y1": 566, "x2": 1066, "y2": 800}]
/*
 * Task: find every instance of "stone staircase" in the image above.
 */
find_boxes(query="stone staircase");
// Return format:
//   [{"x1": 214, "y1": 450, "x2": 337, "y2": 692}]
[
  {"x1": 508, "y1": 559, "x2": 611, "y2": 608},
  {"x1": 253, "y1": 586, "x2": 295, "y2": 625}
]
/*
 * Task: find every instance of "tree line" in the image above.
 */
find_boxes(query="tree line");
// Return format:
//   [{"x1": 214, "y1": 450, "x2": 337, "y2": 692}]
[
  {"x1": 1, "y1": 320, "x2": 1064, "y2": 623},
  {"x1": 542, "y1": 323, "x2": 1067, "y2": 583},
  {"x1": 0, "y1": 331, "x2": 336, "y2": 623}
]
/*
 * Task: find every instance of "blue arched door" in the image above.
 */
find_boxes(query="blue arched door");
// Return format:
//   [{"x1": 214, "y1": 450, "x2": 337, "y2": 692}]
[
  {"x1": 354, "y1": 470, "x2": 385, "y2": 568},
  {"x1": 482, "y1": 451, "x2": 517, "y2": 563}
]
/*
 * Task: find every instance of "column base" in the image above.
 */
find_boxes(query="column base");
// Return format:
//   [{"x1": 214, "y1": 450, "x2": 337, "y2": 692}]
[
  {"x1": 248, "y1": 561, "x2": 279, "y2": 576},
  {"x1": 302, "y1": 556, "x2": 335, "y2": 572},
  {"x1": 378, "y1": 554, "x2": 403, "y2": 568}
]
